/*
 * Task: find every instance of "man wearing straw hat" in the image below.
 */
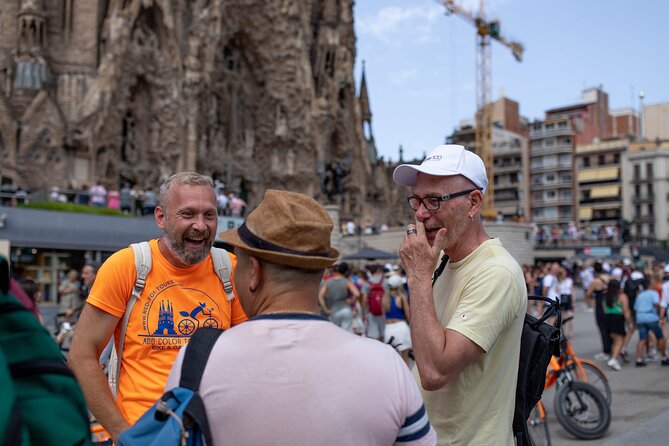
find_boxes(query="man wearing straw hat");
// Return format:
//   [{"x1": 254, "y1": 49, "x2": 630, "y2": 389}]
[{"x1": 165, "y1": 189, "x2": 436, "y2": 445}]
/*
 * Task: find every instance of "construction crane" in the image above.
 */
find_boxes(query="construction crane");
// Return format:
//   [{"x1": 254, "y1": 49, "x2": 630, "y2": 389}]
[{"x1": 440, "y1": 0, "x2": 523, "y2": 217}]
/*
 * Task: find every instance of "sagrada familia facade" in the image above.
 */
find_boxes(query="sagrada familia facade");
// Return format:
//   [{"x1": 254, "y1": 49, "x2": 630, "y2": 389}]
[{"x1": 0, "y1": 0, "x2": 411, "y2": 226}]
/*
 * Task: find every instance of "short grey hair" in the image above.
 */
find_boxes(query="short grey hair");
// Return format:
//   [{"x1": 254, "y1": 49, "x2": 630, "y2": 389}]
[{"x1": 158, "y1": 172, "x2": 215, "y2": 208}]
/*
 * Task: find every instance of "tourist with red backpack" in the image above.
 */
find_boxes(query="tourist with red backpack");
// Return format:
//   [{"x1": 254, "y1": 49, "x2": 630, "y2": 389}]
[{"x1": 364, "y1": 264, "x2": 386, "y2": 340}]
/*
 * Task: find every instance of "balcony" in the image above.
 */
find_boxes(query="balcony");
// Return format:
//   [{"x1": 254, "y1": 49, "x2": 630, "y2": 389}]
[
  {"x1": 530, "y1": 164, "x2": 573, "y2": 175},
  {"x1": 531, "y1": 181, "x2": 573, "y2": 190},
  {"x1": 531, "y1": 198, "x2": 574, "y2": 206},
  {"x1": 633, "y1": 193, "x2": 655, "y2": 202},
  {"x1": 529, "y1": 127, "x2": 575, "y2": 138},
  {"x1": 494, "y1": 164, "x2": 522, "y2": 174}
]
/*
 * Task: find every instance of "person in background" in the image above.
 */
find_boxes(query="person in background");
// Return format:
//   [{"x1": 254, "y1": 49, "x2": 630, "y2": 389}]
[
  {"x1": 602, "y1": 279, "x2": 631, "y2": 371},
  {"x1": 89, "y1": 182, "x2": 108, "y2": 208},
  {"x1": 384, "y1": 274, "x2": 412, "y2": 366},
  {"x1": 586, "y1": 262, "x2": 611, "y2": 361},
  {"x1": 141, "y1": 187, "x2": 158, "y2": 215},
  {"x1": 364, "y1": 264, "x2": 386, "y2": 341},
  {"x1": 119, "y1": 182, "x2": 133, "y2": 215},
  {"x1": 58, "y1": 269, "x2": 82, "y2": 317},
  {"x1": 318, "y1": 262, "x2": 360, "y2": 332},
  {"x1": 558, "y1": 266, "x2": 574, "y2": 339},
  {"x1": 634, "y1": 277, "x2": 669, "y2": 367}
]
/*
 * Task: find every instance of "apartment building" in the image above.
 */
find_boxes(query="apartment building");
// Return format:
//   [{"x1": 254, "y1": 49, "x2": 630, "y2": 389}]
[
  {"x1": 575, "y1": 138, "x2": 628, "y2": 226},
  {"x1": 529, "y1": 116, "x2": 576, "y2": 227},
  {"x1": 448, "y1": 122, "x2": 529, "y2": 220},
  {"x1": 622, "y1": 140, "x2": 669, "y2": 240},
  {"x1": 644, "y1": 102, "x2": 669, "y2": 140},
  {"x1": 448, "y1": 97, "x2": 529, "y2": 220}
]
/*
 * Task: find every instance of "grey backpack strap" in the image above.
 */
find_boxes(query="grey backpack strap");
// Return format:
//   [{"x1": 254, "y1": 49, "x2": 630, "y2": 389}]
[
  {"x1": 211, "y1": 247, "x2": 235, "y2": 302},
  {"x1": 108, "y1": 241, "x2": 152, "y2": 398}
]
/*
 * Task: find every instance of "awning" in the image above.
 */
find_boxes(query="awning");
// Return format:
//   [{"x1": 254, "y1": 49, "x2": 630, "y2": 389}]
[
  {"x1": 577, "y1": 167, "x2": 619, "y2": 182},
  {"x1": 590, "y1": 185, "x2": 620, "y2": 199},
  {"x1": 579, "y1": 207, "x2": 593, "y2": 220},
  {"x1": 0, "y1": 206, "x2": 242, "y2": 252}
]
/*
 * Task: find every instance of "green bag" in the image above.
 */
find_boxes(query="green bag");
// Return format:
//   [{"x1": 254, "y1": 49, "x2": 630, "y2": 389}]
[{"x1": 0, "y1": 291, "x2": 92, "y2": 446}]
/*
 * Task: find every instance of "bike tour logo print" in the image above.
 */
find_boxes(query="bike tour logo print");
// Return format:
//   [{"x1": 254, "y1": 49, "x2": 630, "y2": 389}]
[{"x1": 138, "y1": 280, "x2": 220, "y2": 350}]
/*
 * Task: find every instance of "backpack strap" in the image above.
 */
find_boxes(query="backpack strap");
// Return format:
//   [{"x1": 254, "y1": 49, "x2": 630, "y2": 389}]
[
  {"x1": 108, "y1": 241, "x2": 152, "y2": 399},
  {"x1": 181, "y1": 327, "x2": 223, "y2": 446},
  {"x1": 431, "y1": 252, "x2": 449, "y2": 287},
  {"x1": 211, "y1": 247, "x2": 235, "y2": 302}
]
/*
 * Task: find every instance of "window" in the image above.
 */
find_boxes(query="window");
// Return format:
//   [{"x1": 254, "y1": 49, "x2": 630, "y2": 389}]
[
  {"x1": 598, "y1": 155, "x2": 605, "y2": 166},
  {"x1": 635, "y1": 205, "x2": 641, "y2": 218},
  {"x1": 546, "y1": 123, "x2": 554, "y2": 130},
  {"x1": 543, "y1": 155, "x2": 557, "y2": 168},
  {"x1": 649, "y1": 223, "x2": 655, "y2": 237},
  {"x1": 558, "y1": 121, "x2": 568, "y2": 128},
  {"x1": 545, "y1": 190, "x2": 556, "y2": 200},
  {"x1": 613, "y1": 153, "x2": 620, "y2": 163},
  {"x1": 533, "y1": 123, "x2": 542, "y2": 131},
  {"x1": 648, "y1": 203, "x2": 654, "y2": 216},
  {"x1": 544, "y1": 207, "x2": 558, "y2": 218},
  {"x1": 560, "y1": 190, "x2": 572, "y2": 200},
  {"x1": 636, "y1": 224, "x2": 642, "y2": 236},
  {"x1": 544, "y1": 138, "x2": 555, "y2": 147},
  {"x1": 648, "y1": 183, "x2": 654, "y2": 197},
  {"x1": 582, "y1": 190, "x2": 591, "y2": 201},
  {"x1": 546, "y1": 174, "x2": 555, "y2": 183},
  {"x1": 583, "y1": 157, "x2": 590, "y2": 168},
  {"x1": 646, "y1": 163, "x2": 654, "y2": 178},
  {"x1": 560, "y1": 173, "x2": 572, "y2": 183},
  {"x1": 633, "y1": 164, "x2": 640, "y2": 180}
]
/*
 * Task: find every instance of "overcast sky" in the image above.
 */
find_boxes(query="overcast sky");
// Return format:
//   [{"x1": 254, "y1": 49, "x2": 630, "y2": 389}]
[{"x1": 354, "y1": 0, "x2": 669, "y2": 162}]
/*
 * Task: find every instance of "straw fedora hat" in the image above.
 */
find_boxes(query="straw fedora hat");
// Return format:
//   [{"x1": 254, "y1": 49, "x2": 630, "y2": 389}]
[{"x1": 218, "y1": 189, "x2": 340, "y2": 270}]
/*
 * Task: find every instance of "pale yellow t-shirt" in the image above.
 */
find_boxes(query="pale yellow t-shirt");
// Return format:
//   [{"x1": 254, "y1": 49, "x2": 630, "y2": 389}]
[
  {"x1": 87, "y1": 239, "x2": 247, "y2": 423},
  {"x1": 415, "y1": 238, "x2": 526, "y2": 445}
]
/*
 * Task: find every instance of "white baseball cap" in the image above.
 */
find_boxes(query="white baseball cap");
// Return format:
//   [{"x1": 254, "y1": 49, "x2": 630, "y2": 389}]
[{"x1": 393, "y1": 145, "x2": 488, "y2": 192}]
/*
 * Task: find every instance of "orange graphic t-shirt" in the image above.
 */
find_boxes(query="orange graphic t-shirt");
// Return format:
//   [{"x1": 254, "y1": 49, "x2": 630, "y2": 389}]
[{"x1": 87, "y1": 239, "x2": 247, "y2": 424}]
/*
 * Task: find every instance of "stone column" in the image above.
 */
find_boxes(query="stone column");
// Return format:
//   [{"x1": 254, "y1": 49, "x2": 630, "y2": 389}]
[{"x1": 324, "y1": 204, "x2": 342, "y2": 252}]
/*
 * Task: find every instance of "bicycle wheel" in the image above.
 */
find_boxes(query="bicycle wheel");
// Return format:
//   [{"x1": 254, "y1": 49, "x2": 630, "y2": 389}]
[
  {"x1": 553, "y1": 381, "x2": 611, "y2": 440},
  {"x1": 571, "y1": 360, "x2": 612, "y2": 405},
  {"x1": 527, "y1": 404, "x2": 551, "y2": 446}
]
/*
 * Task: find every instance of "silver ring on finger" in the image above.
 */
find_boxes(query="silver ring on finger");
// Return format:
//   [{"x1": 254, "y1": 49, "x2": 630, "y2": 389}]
[{"x1": 406, "y1": 228, "x2": 418, "y2": 235}]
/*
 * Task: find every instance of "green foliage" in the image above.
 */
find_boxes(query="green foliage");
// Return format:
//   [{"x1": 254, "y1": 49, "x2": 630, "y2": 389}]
[{"x1": 19, "y1": 201, "x2": 127, "y2": 216}]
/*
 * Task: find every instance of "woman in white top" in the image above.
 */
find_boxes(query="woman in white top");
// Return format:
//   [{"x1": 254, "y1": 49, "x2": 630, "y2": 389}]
[{"x1": 558, "y1": 266, "x2": 575, "y2": 338}]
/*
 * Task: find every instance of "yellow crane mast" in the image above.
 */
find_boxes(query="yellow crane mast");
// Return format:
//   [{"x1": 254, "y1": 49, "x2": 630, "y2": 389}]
[{"x1": 440, "y1": 0, "x2": 523, "y2": 217}]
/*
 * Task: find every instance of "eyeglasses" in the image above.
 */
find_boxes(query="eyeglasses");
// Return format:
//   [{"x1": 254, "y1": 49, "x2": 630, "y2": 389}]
[{"x1": 407, "y1": 189, "x2": 480, "y2": 211}]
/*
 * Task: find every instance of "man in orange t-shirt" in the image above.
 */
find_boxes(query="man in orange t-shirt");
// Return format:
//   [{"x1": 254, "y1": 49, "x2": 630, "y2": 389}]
[{"x1": 69, "y1": 172, "x2": 247, "y2": 442}]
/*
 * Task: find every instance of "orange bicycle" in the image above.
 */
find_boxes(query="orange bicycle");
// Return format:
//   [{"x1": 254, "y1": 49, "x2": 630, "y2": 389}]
[
  {"x1": 545, "y1": 316, "x2": 611, "y2": 404},
  {"x1": 527, "y1": 400, "x2": 551, "y2": 446},
  {"x1": 541, "y1": 316, "x2": 611, "y2": 439}
]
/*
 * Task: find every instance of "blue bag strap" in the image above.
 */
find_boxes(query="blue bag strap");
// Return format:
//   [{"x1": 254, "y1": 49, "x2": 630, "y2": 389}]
[{"x1": 180, "y1": 327, "x2": 223, "y2": 446}]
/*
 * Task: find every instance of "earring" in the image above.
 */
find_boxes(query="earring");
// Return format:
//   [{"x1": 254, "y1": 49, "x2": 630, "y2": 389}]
[{"x1": 468, "y1": 213, "x2": 474, "y2": 221}]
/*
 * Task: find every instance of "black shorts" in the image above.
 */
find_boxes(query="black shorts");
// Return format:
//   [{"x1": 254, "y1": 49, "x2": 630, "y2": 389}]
[
  {"x1": 559, "y1": 294, "x2": 573, "y2": 312},
  {"x1": 605, "y1": 314, "x2": 626, "y2": 336}
]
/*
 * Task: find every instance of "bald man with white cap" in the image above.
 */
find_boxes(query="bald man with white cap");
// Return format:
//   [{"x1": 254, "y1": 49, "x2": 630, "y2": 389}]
[{"x1": 394, "y1": 144, "x2": 526, "y2": 445}]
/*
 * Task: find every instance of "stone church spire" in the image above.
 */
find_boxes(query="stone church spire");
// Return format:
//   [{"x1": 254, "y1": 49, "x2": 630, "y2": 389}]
[
  {"x1": 359, "y1": 60, "x2": 373, "y2": 141},
  {"x1": 18, "y1": 0, "x2": 48, "y2": 54},
  {"x1": 14, "y1": 0, "x2": 50, "y2": 92}
]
